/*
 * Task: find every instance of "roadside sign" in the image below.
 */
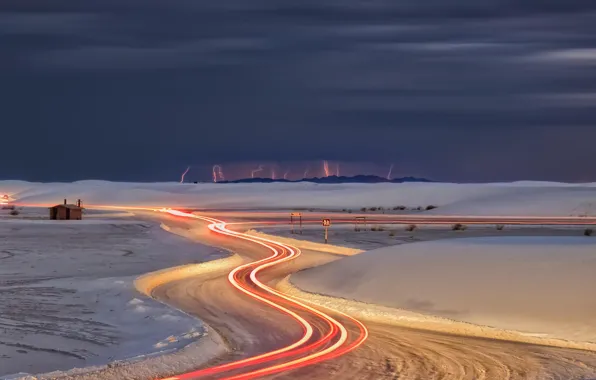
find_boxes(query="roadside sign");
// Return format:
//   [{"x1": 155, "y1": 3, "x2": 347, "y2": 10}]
[
  {"x1": 291, "y1": 212, "x2": 302, "y2": 217},
  {"x1": 322, "y1": 218, "x2": 331, "y2": 243}
]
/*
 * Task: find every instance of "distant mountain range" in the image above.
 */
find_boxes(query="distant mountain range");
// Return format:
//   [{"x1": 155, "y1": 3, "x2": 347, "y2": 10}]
[{"x1": 215, "y1": 175, "x2": 433, "y2": 184}]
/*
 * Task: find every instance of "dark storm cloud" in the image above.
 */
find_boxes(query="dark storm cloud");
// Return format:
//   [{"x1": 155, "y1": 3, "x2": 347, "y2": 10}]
[{"x1": 1, "y1": 0, "x2": 596, "y2": 182}]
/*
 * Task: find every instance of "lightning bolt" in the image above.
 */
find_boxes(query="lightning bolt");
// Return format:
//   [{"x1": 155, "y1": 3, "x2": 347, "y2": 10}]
[
  {"x1": 387, "y1": 164, "x2": 394, "y2": 180},
  {"x1": 271, "y1": 168, "x2": 276, "y2": 180},
  {"x1": 212, "y1": 165, "x2": 224, "y2": 183},
  {"x1": 323, "y1": 160, "x2": 330, "y2": 177},
  {"x1": 251, "y1": 165, "x2": 264, "y2": 178},
  {"x1": 336, "y1": 163, "x2": 340, "y2": 177},
  {"x1": 180, "y1": 166, "x2": 190, "y2": 183},
  {"x1": 303, "y1": 168, "x2": 309, "y2": 178},
  {"x1": 283, "y1": 171, "x2": 289, "y2": 180}
]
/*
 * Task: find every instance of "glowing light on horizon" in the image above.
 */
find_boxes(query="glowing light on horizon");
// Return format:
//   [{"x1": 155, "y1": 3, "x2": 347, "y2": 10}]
[
  {"x1": 251, "y1": 165, "x2": 264, "y2": 178},
  {"x1": 180, "y1": 166, "x2": 190, "y2": 183},
  {"x1": 271, "y1": 168, "x2": 276, "y2": 180},
  {"x1": 387, "y1": 164, "x2": 394, "y2": 180},
  {"x1": 212, "y1": 165, "x2": 224, "y2": 183},
  {"x1": 336, "y1": 163, "x2": 340, "y2": 177},
  {"x1": 323, "y1": 160, "x2": 330, "y2": 177}
]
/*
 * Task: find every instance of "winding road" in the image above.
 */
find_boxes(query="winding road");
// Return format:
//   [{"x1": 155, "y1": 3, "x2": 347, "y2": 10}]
[
  {"x1": 155, "y1": 209, "x2": 367, "y2": 380},
  {"x1": 147, "y1": 209, "x2": 596, "y2": 380}
]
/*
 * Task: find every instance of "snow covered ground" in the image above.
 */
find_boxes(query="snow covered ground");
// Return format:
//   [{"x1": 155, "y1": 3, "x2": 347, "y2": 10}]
[
  {"x1": 292, "y1": 236, "x2": 596, "y2": 345},
  {"x1": 0, "y1": 210, "x2": 226, "y2": 378},
  {"x1": 2, "y1": 179, "x2": 596, "y2": 377},
  {"x1": 3, "y1": 180, "x2": 596, "y2": 216}
]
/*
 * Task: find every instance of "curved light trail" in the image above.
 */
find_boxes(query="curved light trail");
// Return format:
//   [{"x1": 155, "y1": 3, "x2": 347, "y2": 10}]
[{"x1": 157, "y1": 209, "x2": 368, "y2": 380}]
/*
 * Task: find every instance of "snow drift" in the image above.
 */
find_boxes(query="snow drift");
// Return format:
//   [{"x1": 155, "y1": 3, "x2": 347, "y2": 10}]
[{"x1": 291, "y1": 236, "x2": 596, "y2": 345}]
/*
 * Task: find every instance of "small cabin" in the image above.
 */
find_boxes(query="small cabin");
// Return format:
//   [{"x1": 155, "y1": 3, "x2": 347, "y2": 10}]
[{"x1": 49, "y1": 199, "x2": 83, "y2": 220}]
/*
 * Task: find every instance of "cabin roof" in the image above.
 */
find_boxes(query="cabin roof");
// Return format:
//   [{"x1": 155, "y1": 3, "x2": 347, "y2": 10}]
[{"x1": 50, "y1": 204, "x2": 83, "y2": 210}]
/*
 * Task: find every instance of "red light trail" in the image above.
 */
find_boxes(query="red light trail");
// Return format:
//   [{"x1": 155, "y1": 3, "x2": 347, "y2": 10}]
[{"x1": 156, "y1": 209, "x2": 368, "y2": 380}]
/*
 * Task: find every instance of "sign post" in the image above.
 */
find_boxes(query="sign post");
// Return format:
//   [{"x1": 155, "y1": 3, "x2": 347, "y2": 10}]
[
  {"x1": 322, "y1": 218, "x2": 331, "y2": 243},
  {"x1": 291, "y1": 212, "x2": 302, "y2": 235}
]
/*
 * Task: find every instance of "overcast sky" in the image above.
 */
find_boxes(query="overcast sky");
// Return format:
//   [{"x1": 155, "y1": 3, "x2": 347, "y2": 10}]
[{"x1": 2, "y1": 0, "x2": 596, "y2": 182}]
